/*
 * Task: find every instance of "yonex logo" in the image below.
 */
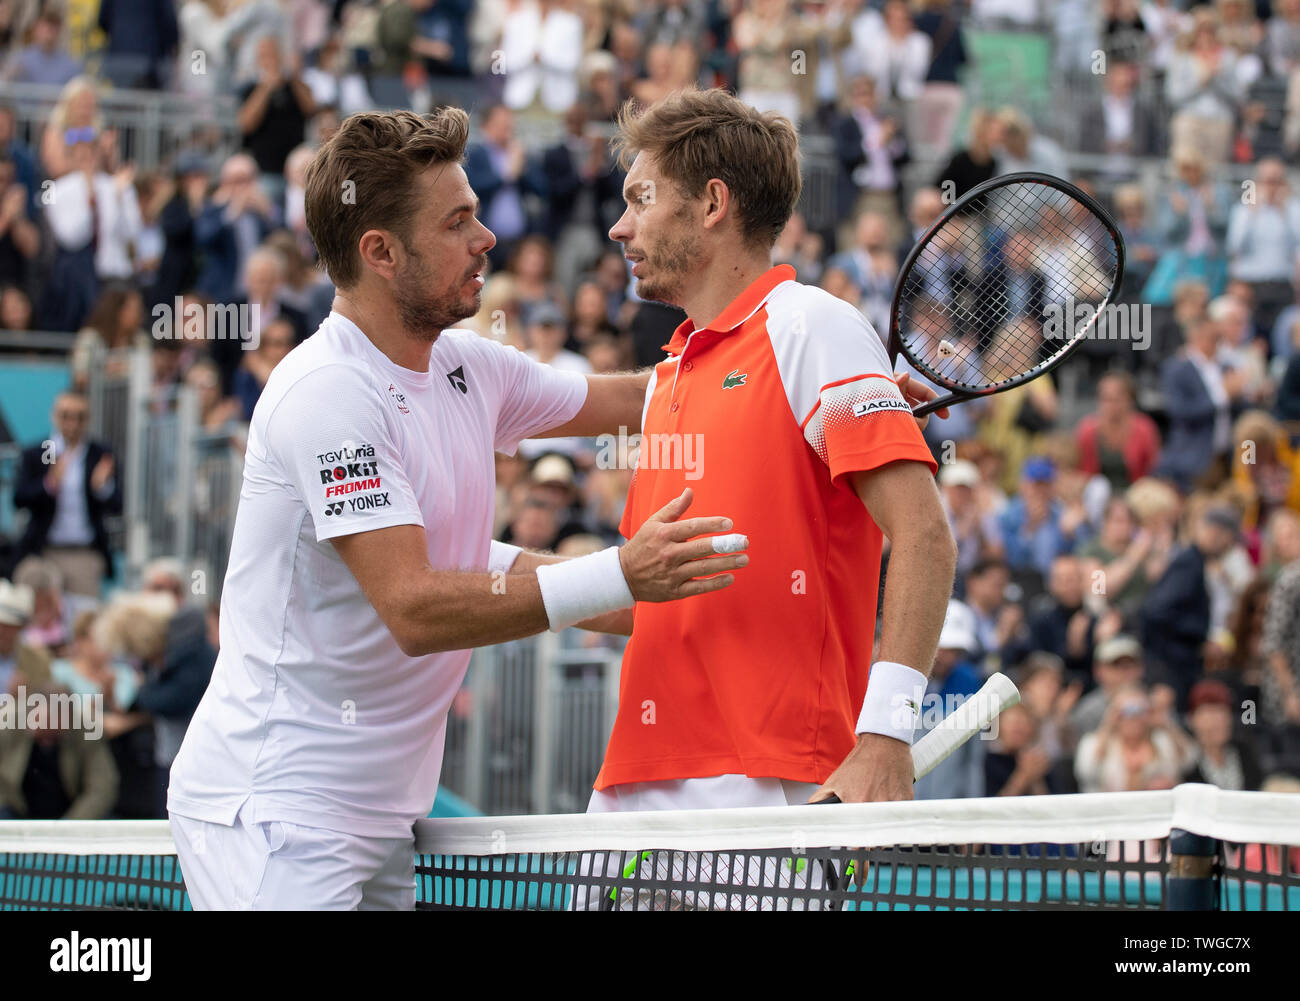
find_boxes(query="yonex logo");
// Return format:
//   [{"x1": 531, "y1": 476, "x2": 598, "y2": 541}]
[
  {"x1": 722, "y1": 369, "x2": 747, "y2": 389},
  {"x1": 447, "y1": 365, "x2": 468, "y2": 395}
]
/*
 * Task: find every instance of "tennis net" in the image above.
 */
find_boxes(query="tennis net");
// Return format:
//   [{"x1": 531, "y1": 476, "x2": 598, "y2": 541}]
[{"x1": 3, "y1": 784, "x2": 1298, "y2": 911}]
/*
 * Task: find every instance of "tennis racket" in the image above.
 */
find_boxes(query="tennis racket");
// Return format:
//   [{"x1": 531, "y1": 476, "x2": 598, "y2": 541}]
[
  {"x1": 816, "y1": 671, "x2": 1021, "y2": 803},
  {"x1": 889, "y1": 172, "x2": 1125, "y2": 417}
]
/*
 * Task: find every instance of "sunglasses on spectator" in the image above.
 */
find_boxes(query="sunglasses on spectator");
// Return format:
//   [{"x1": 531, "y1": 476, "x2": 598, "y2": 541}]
[
  {"x1": 1118, "y1": 703, "x2": 1148, "y2": 718},
  {"x1": 64, "y1": 127, "x2": 97, "y2": 145},
  {"x1": 57, "y1": 410, "x2": 88, "y2": 422}
]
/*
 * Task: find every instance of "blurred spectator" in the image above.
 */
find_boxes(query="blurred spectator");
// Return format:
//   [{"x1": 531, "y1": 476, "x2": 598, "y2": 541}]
[
  {"x1": 913, "y1": 599, "x2": 986, "y2": 801},
  {"x1": 1228, "y1": 410, "x2": 1300, "y2": 539},
  {"x1": 1213, "y1": 294, "x2": 1270, "y2": 406},
  {"x1": 1018, "y1": 650, "x2": 1082, "y2": 760},
  {"x1": 979, "y1": 323, "x2": 1059, "y2": 491},
  {"x1": 850, "y1": 0, "x2": 931, "y2": 107},
  {"x1": 466, "y1": 104, "x2": 544, "y2": 269},
  {"x1": 1070, "y1": 634, "x2": 1146, "y2": 737},
  {"x1": 1260, "y1": 550, "x2": 1300, "y2": 733},
  {"x1": 1155, "y1": 316, "x2": 1240, "y2": 490},
  {"x1": 237, "y1": 36, "x2": 316, "y2": 201},
  {"x1": 39, "y1": 76, "x2": 102, "y2": 180},
  {"x1": 1144, "y1": 148, "x2": 1232, "y2": 306},
  {"x1": 233, "y1": 314, "x2": 295, "y2": 420},
  {"x1": 150, "y1": 151, "x2": 210, "y2": 312},
  {"x1": 731, "y1": 0, "x2": 804, "y2": 123},
  {"x1": 41, "y1": 134, "x2": 142, "y2": 333},
  {"x1": 301, "y1": 33, "x2": 372, "y2": 115},
  {"x1": 962, "y1": 556, "x2": 1014, "y2": 660},
  {"x1": 13, "y1": 391, "x2": 121, "y2": 598},
  {"x1": 1225, "y1": 158, "x2": 1300, "y2": 336},
  {"x1": 0, "y1": 578, "x2": 34, "y2": 692},
  {"x1": 1112, "y1": 183, "x2": 1160, "y2": 296},
  {"x1": 984, "y1": 702, "x2": 1056, "y2": 795},
  {"x1": 1075, "y1": 371, "x2": 1161, "y2": 491},
  {"x1": 994, "y1": 106, "x2": 1069, "y2": 179},
  {"x1": 1183, "y1": 678, "x2": 1262, "y2": 789},
  {"x1": 1002, "y1": 554, "x2": 1102, "y2": 679},
  {"x1": 0, "y1": 680, "x2": 119, "y2": 820},
  {"x1": 1074, "y1": 683, "x2": 1195, "y2": 792},
  {"x1": 933, "y1": 107, "x2": 1000, "y2": 199},
  {"x1": 833, "y1": 75, "x2": 909, "y2": 252},
  {"x1": 500, "y1": 0, "x2": 584, "y2": 113},
  {"x1": 96, "y1": 583, "x2": 217, "y2": 817},
  {"x1": 1077, "y1": 495, "x2": 1154, "y2": 619},
  {"x1": 3, "y1": 8, "x2": 81, "y2": 86},
  {"x1": 524, "y1": 301, "x2": 590, "y2": 373},
  {"x1": 1140, "y1": 504, "x2": 1241, "y2": 704},
  {"x1": 913, "y1": 0, "x2": 969, "y2": 151},
  {"x1": 70, "y1": 283, "x2": 148, "y2": 390},
  {"x1": 1080, "y1": 60, "x2": 1160, "y2": 158},
  {"x1": 0, "y1": 282, "x2": 31, "y2": 330},
  {"x1": 96, "y1": 0, "x2": 179, "y2": 90},
  {"x1": 997, "y1": 457, "x2": 1078, "y2": 580},
  {"x1": 824, "y1": 211, "x2": 896, "y2": 333},
  {"x1": 0, "y1": 150, "x2": 40, "y2": 292},
  {"x1": 502, "y1": 233, "x2": 566, "y2": 328},
  {"x1": 771, "y1": 211, "x2": 824, "y2": 285},
  {"x1": 263, "y1": 228, "x2": 333, "y2": 332},
  {"x1": 1165, "y1": 10, "x2": 1243, "y2": 164},
  {"x1": 195, "y1": 152, "x2": 275, "y2": 305},
  {"x1": 12, "y1": 556, "x2": 70, "y2": 653},
  {"x1": 939, "y1": 459, "x2": 1003, "y2": 586}
]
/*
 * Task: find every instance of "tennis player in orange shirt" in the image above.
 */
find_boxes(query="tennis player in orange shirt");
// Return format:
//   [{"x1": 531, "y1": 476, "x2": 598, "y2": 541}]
[{"x1": 593, "y1": 87, "x2": 958, "y2": 820}]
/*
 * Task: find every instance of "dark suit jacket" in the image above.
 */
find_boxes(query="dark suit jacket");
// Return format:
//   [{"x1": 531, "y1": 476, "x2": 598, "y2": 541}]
[
  {"x1": 1154, "y1": 356, "x2": 1219, "y2": 489},
  {"x1": 832, "y1": 111, "x2": 910, "y2": 219},
  {"x1": 194, "y1": 203, "x2": 273, "y2": 305},
  {"x1": 463, "y1": 143, "x2": 545, "y2": 235},
  {"x1": 13, "y1": 440, "x2": 122, "y2": 575},
  {"x1": 537, "y1": 139, "x2": 623, "y2": 242},
  {"x1": 1079, "y1": 97, "x2": 1160, "y2": 157},
  {"x1": 1139, "y1": 544, "x2": 1210, "y2": 701}
]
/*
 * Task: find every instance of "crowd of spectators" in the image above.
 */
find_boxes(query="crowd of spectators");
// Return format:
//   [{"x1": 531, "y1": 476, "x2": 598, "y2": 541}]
[{"x1": 0, "y1": 0, "x2": 1298, "y2": 817}]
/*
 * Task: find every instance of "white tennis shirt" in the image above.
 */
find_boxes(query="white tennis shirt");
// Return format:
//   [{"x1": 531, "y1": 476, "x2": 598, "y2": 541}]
[{"x1": 168, "y1": 312, "x2": 587, "y2": 837}]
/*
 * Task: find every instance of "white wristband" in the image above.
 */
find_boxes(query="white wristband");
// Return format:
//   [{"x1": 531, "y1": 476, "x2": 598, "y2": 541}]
[
  {"x1": 488, "y1": 540, "x2": 523, "y2": 573},
  {"x1": 856, "y1": 661, "x2": 927, "y2": 745},
  {"x1": 535, "y1": 546, "x2": 635, "y2": 631}
]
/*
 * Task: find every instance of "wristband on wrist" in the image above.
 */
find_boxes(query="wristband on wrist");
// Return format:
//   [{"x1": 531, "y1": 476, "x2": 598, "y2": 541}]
[
  {"x1": 535, "y1": 546, "x2": 635, "y2": 631},
  {"x1": 488, "y1": 540, "x2": 523, "y2": 574},
  {"x1": 856, "y1": 660, "x2": 927, "y2": 745}
]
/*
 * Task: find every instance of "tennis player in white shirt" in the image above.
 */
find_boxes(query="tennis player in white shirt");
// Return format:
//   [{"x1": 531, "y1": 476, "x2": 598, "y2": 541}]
[{"x1": 166, "y1": 109, "x2": 748, "y2": 910}]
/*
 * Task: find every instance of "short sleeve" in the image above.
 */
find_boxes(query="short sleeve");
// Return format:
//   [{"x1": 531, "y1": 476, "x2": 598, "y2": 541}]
[
  {"x1": 766, "y1": 287, "x2": 937, "y2": 488},
  {"x1": 472, "y1": 337, "x2": 589, "y2": 455},
  {"x1": 261, "y1": 365, "x2": 425, "y2": 543}
]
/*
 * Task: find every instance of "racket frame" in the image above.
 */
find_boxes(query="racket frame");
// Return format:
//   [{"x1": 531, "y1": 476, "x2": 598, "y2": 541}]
[{"x1": 887, "y1": 171, "x2": 1127, "y2": 417}]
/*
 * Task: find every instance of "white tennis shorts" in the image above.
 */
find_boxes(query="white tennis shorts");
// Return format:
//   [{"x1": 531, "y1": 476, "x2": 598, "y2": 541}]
[
  {"x1": 169, "y1": 802, "x2": 416, "y2": 910},
  {"x1": 572, "y1": 775, "x2": 828, "y2": 911}
]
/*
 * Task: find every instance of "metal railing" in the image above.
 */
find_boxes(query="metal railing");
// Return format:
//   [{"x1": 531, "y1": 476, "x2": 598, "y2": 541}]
[
  {"x1": 87, "y1": 345, "x2": 243, "y2": 593},
  {"x1": 442, "y1": 632, "x2": 625, "y2": 815},
  {"x1": 0, "y1": 81, "x2": 240, "y2": 171}
]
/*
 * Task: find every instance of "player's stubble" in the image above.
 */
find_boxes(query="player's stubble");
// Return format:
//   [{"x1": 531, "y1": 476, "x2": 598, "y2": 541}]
[
  {"x1": 392, "y1": 243, "x2": 488, "y2": 342},
  {"x1": 630, "y1": 203, "x2": 702, "y2": 308}
]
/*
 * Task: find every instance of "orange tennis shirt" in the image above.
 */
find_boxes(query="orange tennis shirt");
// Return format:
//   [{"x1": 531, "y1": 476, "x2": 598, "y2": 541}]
[{"x1": 594, "y1": 265, "x2": 938, "y2": 790}]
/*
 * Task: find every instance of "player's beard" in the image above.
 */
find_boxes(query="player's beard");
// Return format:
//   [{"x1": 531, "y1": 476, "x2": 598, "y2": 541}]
[
  {"x1": 633, "y1": 215, "x2": 703, "y2": 308},
  {"x1": 392, "y1": 245, "x2": 483, "y2": 342}
]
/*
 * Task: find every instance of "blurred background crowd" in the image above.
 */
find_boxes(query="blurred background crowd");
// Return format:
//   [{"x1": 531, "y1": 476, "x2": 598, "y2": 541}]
[{"x1": 0, "y1": 0, "x2": 1298, "y2": 820}]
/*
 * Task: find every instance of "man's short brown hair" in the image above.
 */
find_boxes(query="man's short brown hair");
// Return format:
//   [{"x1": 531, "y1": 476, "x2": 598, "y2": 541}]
[
  {"x1": 304, "y1": 108, "x2": 470, "y2": 288},
  {"x1": 612, "y1": 88, "x2": 802, "y2": 250}
]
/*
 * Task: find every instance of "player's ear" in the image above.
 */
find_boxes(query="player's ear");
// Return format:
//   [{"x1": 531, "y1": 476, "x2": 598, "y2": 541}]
[
  {"x1": 356, "y1": 228, "x2": 401, "y2": 281},
  {"x1": 702, "y1": 178, "x2": 729, "y2": 231}
]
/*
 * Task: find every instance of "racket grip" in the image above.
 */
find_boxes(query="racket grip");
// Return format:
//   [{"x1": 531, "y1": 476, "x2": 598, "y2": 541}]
[{"x1": 811, "y1": 794, "x2": 841, "y2": 804}]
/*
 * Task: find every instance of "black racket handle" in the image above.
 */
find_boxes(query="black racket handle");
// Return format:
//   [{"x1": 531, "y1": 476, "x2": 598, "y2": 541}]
[{"x1": 812, "y1": 794, "x2": 841, "y2": 804}]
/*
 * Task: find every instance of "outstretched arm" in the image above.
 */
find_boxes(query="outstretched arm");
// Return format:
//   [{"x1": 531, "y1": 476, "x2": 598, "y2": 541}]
[{"x1": 811, "y1": 460, "x2": 956, "y2": 804}]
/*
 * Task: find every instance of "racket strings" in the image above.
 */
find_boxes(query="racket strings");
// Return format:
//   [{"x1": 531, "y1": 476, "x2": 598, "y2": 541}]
[{"x1": 898, "y1": 181, "x2": 1121, "y2": 391}]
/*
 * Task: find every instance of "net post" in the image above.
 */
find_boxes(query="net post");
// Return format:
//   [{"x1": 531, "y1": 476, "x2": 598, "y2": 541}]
[{"x1": 1166, "y1": 829, "x2": 1219, "y2": 911}]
